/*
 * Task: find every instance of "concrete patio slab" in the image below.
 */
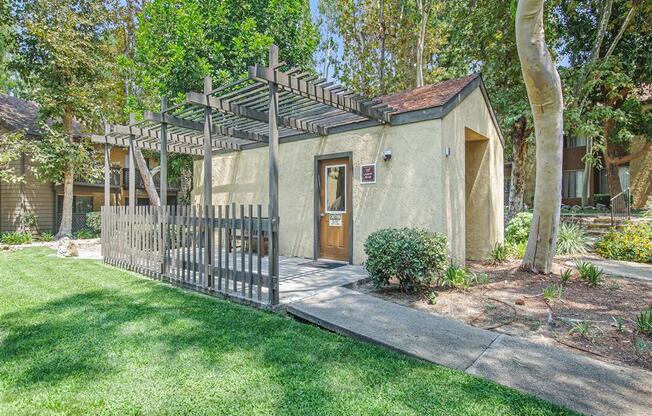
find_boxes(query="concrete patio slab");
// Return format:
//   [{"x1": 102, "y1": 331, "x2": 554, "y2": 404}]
[
  {"x1": 287, "y1": 286, "x2": 499, "y2": 370},
  {"x1": 278, "y1": 258, "x2": 369, "y2": 304},
  {"x1": 467, "y1": 335, "x2": 652, "y2": 416}
]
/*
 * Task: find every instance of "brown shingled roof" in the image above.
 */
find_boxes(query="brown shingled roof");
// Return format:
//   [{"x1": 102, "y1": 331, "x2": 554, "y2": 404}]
[
  {"x1": 380, "y1": 73, "x2": 480, "y2": 114},
  {"x1": 0, "y1": 93, "x2": 40, "y2": 135}
]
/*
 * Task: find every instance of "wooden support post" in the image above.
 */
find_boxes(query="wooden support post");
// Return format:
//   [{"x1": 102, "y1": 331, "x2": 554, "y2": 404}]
[
  {"x1": 128, "y1": 113, "x2": 136, "y2": 266},
  {"x1": 160, "y1": 97, "x2": 169, "y2": 206},
  {"x1": 128, "y1": 113, "x2": 136, "y2": 210},
  {"x1": 268, "y1": 45, "x2": 280, "y2": 305},
  {"x1": 104, "y1": 124, "x2": 111, "y2": 208},
  {"x1": 160, "y1": 98, "x2": 169, "y2": 277},
  {"x1": 203, "y1": 77, "x2": 214, "y2": 287}
]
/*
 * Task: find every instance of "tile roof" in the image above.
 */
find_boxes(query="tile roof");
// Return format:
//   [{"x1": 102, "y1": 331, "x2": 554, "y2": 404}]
[
  {"x1": 380, "y1": 73, "x2": 480, "y2": 114},
  {"x1": 0, "y1": 93, "x2": 40, "y2": 135}
]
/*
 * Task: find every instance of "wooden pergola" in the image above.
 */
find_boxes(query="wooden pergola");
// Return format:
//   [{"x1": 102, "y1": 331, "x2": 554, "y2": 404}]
[{"x1": 92, "y1": 46, "x2": 394, "y2": 304}]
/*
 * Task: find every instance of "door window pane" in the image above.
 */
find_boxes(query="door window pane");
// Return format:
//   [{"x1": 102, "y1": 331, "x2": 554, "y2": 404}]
[{"x1": 325, "y1": 164, "x2": 346, "y2": 213}]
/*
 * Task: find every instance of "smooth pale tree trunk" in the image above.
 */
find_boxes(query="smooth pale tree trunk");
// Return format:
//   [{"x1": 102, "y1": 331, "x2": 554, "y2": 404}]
[
  {"x1": 56, "y1": 171, "x2": 74, "y2": 239},
  {"x1": 56, "y1": 110, "x2": 75, "y2": 239},
  {"x1": 133, "y1": 147, "x2": 160, "y2": 206},
  {"x1": 415, "y1": 0, "x2": 431, "y2": 88},
  {"x1": 516, "y1": 0, "x2": 564, "y2": 274}
]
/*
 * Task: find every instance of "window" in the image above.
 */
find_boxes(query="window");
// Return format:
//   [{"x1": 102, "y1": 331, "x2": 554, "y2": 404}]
[
  {"x1": 57, "y1": 195, "x2": 93, "y2": 214},
  {"x1": 564, "y1": 136, "x2": 587, "y2": 148},
  {"x1": 562, "y1": 170, "x2": 584, "y2": 198},
  {"x1": 325, "y1": 164, "x2": 346, "y2": 213}
]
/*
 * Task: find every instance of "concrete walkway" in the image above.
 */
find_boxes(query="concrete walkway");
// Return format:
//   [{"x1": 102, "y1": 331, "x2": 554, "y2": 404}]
[
  {"x1": 564, "y1": 255, "x2": 652, "y2": 282},
  {"x1": 287, "y1": 286, "x2": 652, "y2": 416}
]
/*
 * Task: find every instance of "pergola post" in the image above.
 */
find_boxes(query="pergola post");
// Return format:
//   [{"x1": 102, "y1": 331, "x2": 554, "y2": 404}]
[
  {"x1": 103, "y1": 124, "x2": 111, "y2": 208},
  {"x1": 268, "y1": 45, "x2": 280, "y2": 305},
  {"x1": 160, "y1": 97, "x2": 169, "y2": 206},
  {"x1": 203, "y1": 77, "x2": 213, "y2": 287},
  {"x1": 128, "y1": 113, "x2": 136, "y2": 210},
  {"x1": 160, "y1": 97, "x2": 169, "y2": 277}
]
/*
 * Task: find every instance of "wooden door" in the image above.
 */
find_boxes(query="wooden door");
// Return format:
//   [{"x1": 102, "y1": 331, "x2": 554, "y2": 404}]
[{"x1": 319, "y1": 158, "x2": 350, "y2": 261}]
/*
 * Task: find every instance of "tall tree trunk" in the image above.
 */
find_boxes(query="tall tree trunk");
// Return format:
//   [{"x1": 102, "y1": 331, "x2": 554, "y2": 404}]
[
  {"x1": 133, "y1": 148, "x2": 160, "y2": 206},
  {"x1": 507, "y1": 116, "x2": 530, "y2": 220},
  {"x1": 605, "y1": 159, "x2": 623, "y2": 197},
  {"x1": 378, "y1": 0, "x2": 387, "y2": 93},
  {"x1": 56, "y1": 110, "x2": 75, "y2": 239},
  {"x1": 56, "y1": 170, "x2": 74, "y2": 239},
  {"x1": 415, "y1": 0, "x2": 431, "y2": 88},
  {"x1": 580, "y1": 137, "x2": 593, "y2": 206},
  {"x1": 516, "y1": 0, "x2": 564, "y2": 274}
]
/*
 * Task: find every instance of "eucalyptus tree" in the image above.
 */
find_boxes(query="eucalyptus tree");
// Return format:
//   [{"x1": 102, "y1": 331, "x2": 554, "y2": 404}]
[
  {"x1": 516, "y1": 0, "x2": 564, "y2": 273},
  {"x1": 11, "y1": 0, "x2": 122, "y2": 238},
  {"x1": 317, "y1": 0, "x2": 448, "y2": 96},
  {"x1": 439, "y1": 0, "x2": 562, "y2": 220},
  {"x1": 560, "y1": 0, "x2": 652, "y2": 202}
]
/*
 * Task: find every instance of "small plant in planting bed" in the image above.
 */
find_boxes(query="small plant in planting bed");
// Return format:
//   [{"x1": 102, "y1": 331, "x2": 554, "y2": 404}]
[
  {"x1": 426, "y1": 291, "x2": 438, "y2": 305},
  {"x1": 569, "y1": 321, "x2": 595, "y2": 341},
  {"x1": 543, "y1": 284, "x2": 564, "y2": 304},
  {"x1": 574, "y1": 260, "x2": 603, "y2": 287},
  {"x1": 439, "y1": 262, "x2": 483, "y2": 289},
  {"x1": 611, "y1": 316, "x2": 624, "y2": 333},
  {"x1": 488, "y1": 242, "x2": 510, "y2": 263},
  {"x1": 636, "y1": 309, "x2": 652, "y2": 335},
  {"x1": 560, "y1": 269, "x2": 572, "y2": 284}
]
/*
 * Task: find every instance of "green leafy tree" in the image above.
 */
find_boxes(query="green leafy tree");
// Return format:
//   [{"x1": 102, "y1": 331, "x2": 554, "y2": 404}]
[
  {"x1": 317, "y1": 0, "x2": 449, "y2": 96},
  {"x1": 438, "y1": 0, "x2": 562, "y2": 219},
  {"x1": 559, "y1": 0, "x2": 652, "y2": 203},
  {"x1": 130, "y1": 0, "x2": 318, "y2": 105},
  {"x1": 10, "y1": 0, "x2": 122, "y2": 238},
  {"x1": 0, "y1": 130, "x2": 28, "y2": 183}
]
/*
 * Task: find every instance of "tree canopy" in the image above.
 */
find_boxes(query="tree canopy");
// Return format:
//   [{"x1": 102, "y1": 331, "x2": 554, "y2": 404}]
[{"x1": 128, "y1": 0, "x2": 319, "y2": 107}]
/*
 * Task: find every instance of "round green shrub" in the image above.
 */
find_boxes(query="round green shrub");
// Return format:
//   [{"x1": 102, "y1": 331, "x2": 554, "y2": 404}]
[
  {"x1": 505, "y1": 212, "x2": 533, "y2": 245},
  {"x1": 363, "y1": 228, "x2": 448, "y2": 291},
  {"x1": 86, "y1": 212, "x2": 101, "y2": 233},
  {"x1": 596, "y1": 222, "x2": 652, "y2": 264}
]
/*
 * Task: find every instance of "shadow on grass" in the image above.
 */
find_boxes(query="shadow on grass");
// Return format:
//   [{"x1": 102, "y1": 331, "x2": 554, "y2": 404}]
[{"x1": 0, "y1": 249, "x2": 571, "y2": 415}]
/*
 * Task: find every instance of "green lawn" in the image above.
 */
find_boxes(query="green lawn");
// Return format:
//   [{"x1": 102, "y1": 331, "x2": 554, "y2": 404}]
[{"x1": 0, "y1": 248, "x2": 572, "y2": 415}]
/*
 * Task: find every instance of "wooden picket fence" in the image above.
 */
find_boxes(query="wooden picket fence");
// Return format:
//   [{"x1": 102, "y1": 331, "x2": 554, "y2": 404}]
[{"x1": 101, "y1": 204, "x2": 278, "y2": 307}]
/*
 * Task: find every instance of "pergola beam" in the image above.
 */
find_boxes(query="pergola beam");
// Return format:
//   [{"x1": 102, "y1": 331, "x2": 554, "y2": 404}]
[
  {"x1": 249, "y1": 65, "x2": 390, "y2": 122},
  {"x1": 91, "y1": 134, "x2": 203, "y2": 156},
  {"x1": 186, "y1": 90, "x2": 327, "y2": 136}
]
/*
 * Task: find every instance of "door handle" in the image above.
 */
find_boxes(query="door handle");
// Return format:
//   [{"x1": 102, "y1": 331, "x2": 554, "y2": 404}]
[{"x1": 320, "y1": 213, "x2": 326, "y2": 217}]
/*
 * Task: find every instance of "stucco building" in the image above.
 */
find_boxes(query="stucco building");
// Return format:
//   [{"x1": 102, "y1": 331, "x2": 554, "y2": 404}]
[{"x1": 191, "y1": 74, "x2": 504, "y2": 263}]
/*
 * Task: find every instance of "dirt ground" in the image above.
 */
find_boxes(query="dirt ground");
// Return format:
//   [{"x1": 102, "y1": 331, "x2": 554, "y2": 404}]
[{"x1": 355, "y1": 259, "x2": 652, "y2": 371}]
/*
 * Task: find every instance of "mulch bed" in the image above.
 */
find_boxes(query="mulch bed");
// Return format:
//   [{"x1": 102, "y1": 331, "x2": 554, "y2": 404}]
[{"x1": 355, "y1": 259, "x2": 652, "y2": 371}]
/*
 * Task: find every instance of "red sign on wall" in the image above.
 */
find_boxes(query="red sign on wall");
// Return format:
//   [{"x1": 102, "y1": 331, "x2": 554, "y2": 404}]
[{"x1": 360, "y1": 164, "x2": 376, "y2": 184}]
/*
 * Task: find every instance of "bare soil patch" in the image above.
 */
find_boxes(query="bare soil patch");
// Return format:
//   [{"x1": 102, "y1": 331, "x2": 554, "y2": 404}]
[{"x1": 355, "y1": 259, "x2": 652, "y2": 371}]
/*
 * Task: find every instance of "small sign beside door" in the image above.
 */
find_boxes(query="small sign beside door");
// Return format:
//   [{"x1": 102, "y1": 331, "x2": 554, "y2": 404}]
[
  {"x1": 328, "y1": 213, "x2": 342, "y2": 227},
  {"x1": 360, "y1": 163, "x2": 376, "y2": 184}
]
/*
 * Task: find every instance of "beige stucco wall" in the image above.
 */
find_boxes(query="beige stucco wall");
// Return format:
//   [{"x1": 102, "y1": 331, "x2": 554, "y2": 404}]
[
  {"x1": 193, "y1": 119, "x2": 447, "y2": 264},
  {"x1": 193, "y1": 86, "x2": 504, "y2": 264},
  {"x1": 441, "y1": 88, "x2": 504, "y2": 260}
]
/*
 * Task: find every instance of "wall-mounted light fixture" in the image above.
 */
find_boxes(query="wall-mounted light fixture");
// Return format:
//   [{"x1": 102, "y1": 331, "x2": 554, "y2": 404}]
[
  {"x1": 445, "y1": 147, "x2": 452, "y2": 157},
  {"x1": 382, "y1": 149, "x2": 392, "y2": 162}
]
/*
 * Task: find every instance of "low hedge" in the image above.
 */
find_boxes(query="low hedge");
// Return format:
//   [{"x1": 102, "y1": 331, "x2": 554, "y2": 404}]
[
  {"x1": 363, "y1": 228, "x2": 448, "y2": 291},
  {"x1": 596, "y1": 222, "x2": 652, "y2": 264}
]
